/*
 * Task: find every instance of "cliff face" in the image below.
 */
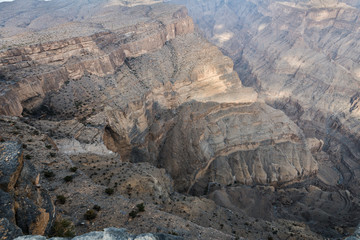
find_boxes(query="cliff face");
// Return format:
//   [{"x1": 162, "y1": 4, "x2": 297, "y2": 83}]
[
  {"x1": 0, "y1": 3, "x2": 193, "y2": 116},
  {"x1": 0, "y1": 0, "x2": 344, "y2": 239},
  {"x1": 0, "y1": 0, "x2": 316, "y2": 191},
  {"x1": 168, "y1": 0, "x2": 360, "y2": 236},
  {"x1": 172, "y1": 0, "x2": 360, "y2": 187}
]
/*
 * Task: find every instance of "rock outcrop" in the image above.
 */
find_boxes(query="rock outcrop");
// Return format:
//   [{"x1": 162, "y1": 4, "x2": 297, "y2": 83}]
[
  {"x1": 0, "y1": 2, "x2": 194, "y2": 116},
  {"x1": 0, "y1": 141, "x2": 55, "y2": 238},
  {"x1": 173, "y1": 0, "x2": 360, "y2": 191},
  {"x1": 14, "y1": 227, "x2": 183, "y2": 240},
  {"x1": 0, "y1": 0, "x2": 345, "y2": 239},
  {"x1": 170, "y1": 0, "x2": 360, "y2": 236},
  {"x1": 159, "y1": 101, "x2": 317, "y2": 194}
]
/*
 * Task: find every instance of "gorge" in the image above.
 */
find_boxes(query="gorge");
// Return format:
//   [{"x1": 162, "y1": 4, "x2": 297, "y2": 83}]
[{"x1": 1, "y1": 0, "x2": 360, "y2": 239}]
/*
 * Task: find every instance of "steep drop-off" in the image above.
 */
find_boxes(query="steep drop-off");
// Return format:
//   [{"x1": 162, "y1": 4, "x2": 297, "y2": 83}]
[
  {"x1": 169, "y1": 0, "x2": 360, "y2": 237},
  {"x1": 0, "y1": 0, "x2": 355, "y2": 239}
]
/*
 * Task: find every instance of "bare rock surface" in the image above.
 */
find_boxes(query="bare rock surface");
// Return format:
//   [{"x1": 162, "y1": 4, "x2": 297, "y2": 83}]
[
  {"x1": 159, "y1": 101, "x2": 317, "y2": 194},
  {"x1": 0, "y1": 0, "x2": 349, "y2": 239},
  {"x1": 0, "y1": 141, "x2": 23, "y2": 191},
  {"x1": 170, "y1": 0, "x2": 360, "y2": 237},
  {"x1": 0, "y1": 136, "x2": 55, "y2": 238},
  {"x1": 14, "y1": 227, "x2": 183, "y2": 240}
]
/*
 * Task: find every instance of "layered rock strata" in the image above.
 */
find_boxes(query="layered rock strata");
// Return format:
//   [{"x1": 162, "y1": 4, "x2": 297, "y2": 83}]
[
  {"x1": 173, "y1": 0, "x2": 360, "y2": 191},
  {"x1": 0, "y1": 0, "x2": 329, "y2": 239}
]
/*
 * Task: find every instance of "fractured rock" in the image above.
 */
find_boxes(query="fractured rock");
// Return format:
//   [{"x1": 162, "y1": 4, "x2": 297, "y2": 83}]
[{"x1": 0, "y1": 141, "x2": 23, "y2": 192}]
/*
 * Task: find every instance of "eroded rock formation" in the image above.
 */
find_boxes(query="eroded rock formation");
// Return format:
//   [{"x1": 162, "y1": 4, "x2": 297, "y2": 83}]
[
  {"x1": 0, "y1": 141, "x2": 55, "y2": 238},
  {"x1": 0, "y1": 0, "x2": 356, "y2": 239}
]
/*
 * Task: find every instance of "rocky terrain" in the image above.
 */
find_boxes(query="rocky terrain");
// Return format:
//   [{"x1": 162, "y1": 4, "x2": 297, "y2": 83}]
[
  {"x1": 0, "y1": 0, "x2": 359, "y2": 239},
  {"x1": 169, "y1": 0, "x2": 360, "y2": 237}
]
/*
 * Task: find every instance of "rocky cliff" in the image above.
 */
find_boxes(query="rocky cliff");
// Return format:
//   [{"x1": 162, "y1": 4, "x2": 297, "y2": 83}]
[
  {"x1": 169, "y1": 0, "x2": 360, "y2": 236},
  {"x1": 0, "y1": 0, "x2": 349, "y2": 239}
]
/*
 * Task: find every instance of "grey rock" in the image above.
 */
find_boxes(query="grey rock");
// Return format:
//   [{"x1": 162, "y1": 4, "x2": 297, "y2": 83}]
[
  {"x1": 0, "y1": 141, "x2": 23, "y2": 191},
  {"x1": 15, "y1": 236, "x2": 47, "y2": 240},
  {"x1": 15, "y1": 161, "x2": 56, "y2": 235},
  {"x1": 0, "y1": 189, "x2": 15, "y2": 223},
  {"x1": 14, "y1": 228, "x2": 184, "y2": 240},
  {"x1": 0, "y1": 217, "x2": 23, "y2": 240}
]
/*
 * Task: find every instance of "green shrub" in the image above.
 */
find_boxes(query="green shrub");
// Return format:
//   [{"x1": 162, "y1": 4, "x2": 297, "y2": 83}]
[
  {"x1": 70, "y1": 167, "x2": 78, "y2": 172},
  {"x1": 64, "y1": 175, "x2": 73, "y2": 182},
  {"x1": 44, "y1": 170, "x2": 55, "y2": 179},
  {"x1": 105, "y1": 188, "x2": 114, "y2": 195},
  {"x1": 129, "y1": 210, "x2": 137, "y2": 218},
  {"x1": 49, "y1": 152, "x2": 56, "y2": 157},
  {"x1": 84, "y1": 209, "x2": 97, "y2": 220},
  {"x1": 136, "y1": 203, "x2": 145, "y2": 212},
  {"x1": 50, "y1": 219, "x2": 75, "y2": 238},
  {"x1": 93, "y1": 205, "x2": 101, "y2": 211},
  {"x1": 45, "y1": 145, "x2": 52, "y2": 149},
  {"x1": 56, "y1": 195, "x2": 66, "y2": 204},
  {"x1": 25, "y1": 154, "x2": 32, "y2": 160}
]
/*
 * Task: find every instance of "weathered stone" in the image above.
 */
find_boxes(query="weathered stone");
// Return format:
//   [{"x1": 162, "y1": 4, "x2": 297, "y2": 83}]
[
  {"x1": 12, "y1": 161, "x2": 55, "y2": 236},
  {"x1": 14, "y1": 228, "x2": 183, "y2": 240},
  {"x1": 0, "y1": 218, "x2": 23, "y2": 240},
  {"x1": 0, "y1": 190, "x2": 15, "y2": 224},
  {"x1": 0, "y1": 142, "x2": 23, "y2": 192}
]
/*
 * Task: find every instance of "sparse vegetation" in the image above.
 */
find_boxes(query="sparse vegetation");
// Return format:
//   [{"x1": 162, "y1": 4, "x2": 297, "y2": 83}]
[
  {"x1": 56, "y1": 195, "x2": 66, "y2": 204},
  {"x1": 129, "y1": 203, "x2": 145, "y2": 218},
  {"x1": 129, "y1": 210, "x2": 137, "y2": 218},
  {"x1": 70, "y1": 167, "x2": 78, "y2": 172},
  {"x1": 136, "y1": 203, "x2": 145, "y2": 212},
  {"x1": 93, "y1": 205, "x2": 101, "y2": 211},
  {"x1": 84, "y1": 209, "x2": 97, "y2": 220},
  {"x1": 45, "y1": 145, "x2": 52, "y2": 149},
  {"x1": 64, "y1": 175, "x2": 73, "y2": 182},
  {"x1": 105, "y1": 188, "x2": 114, "y2": 195},
  {"x1": 44, "y1": 170, "x2": 55, "y2": 178},
  {"x1": 49, "y1": 152, "x2": 56, "y2": 157},
  {"x1": 25, "y1": 154, "x2": 32, "y2": 160},
  {"x1": 50, "y1": 218, "x2": 75, "y2": 238}
]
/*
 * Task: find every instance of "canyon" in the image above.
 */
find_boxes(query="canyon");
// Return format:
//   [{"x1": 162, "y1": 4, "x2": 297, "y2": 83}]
[{"x1": 0, "y1": 0, "x2": 360, "y2": 239}]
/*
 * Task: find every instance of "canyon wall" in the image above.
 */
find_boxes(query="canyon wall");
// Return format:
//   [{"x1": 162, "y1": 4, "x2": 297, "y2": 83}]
[
  {"x1": 173, "y1": 0, "x2": 360, "y2": 194},
  {"x1": 1, "y1": 0, "x2": 356, "y2": 239}
]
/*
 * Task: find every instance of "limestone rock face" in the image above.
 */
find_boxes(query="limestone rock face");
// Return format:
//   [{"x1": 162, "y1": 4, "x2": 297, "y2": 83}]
[
  {"x1": 0, "y1": 1, "x2": 331, "y2": 239},
  {"x1": 0, "y1": 0, "x2": 317, "y2": 193},
  {"x1": 159, "y1": 102, "x2": 318, "y2": 194},
  {"x1": 172, "y1": 0, "x2": 360, "y2": 192},
  {"x1": 0, "y1": 2, "x2": 194, "y2": 116}
]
